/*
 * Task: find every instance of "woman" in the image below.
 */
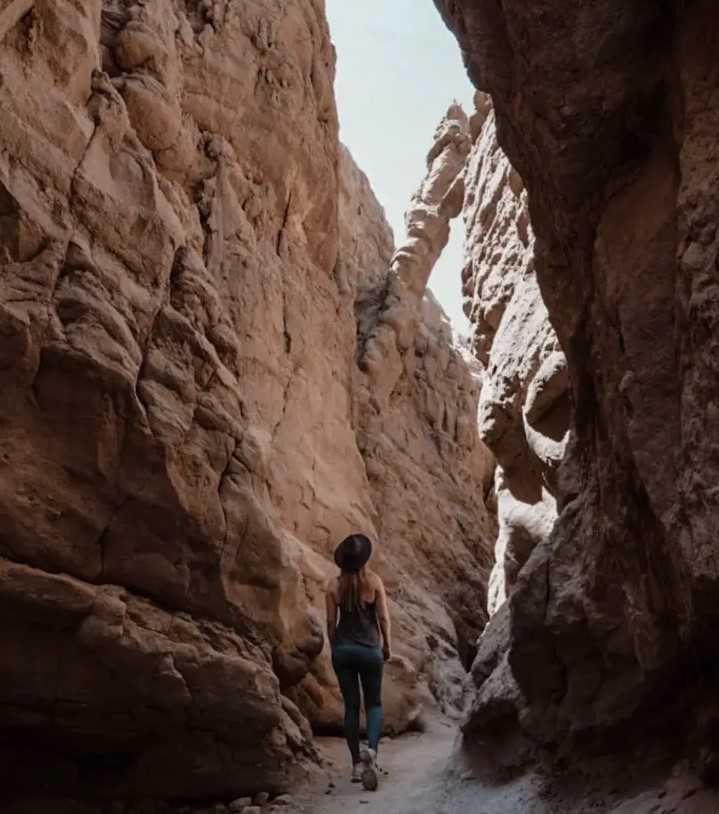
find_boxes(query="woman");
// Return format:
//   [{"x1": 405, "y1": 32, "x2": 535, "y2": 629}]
[{"x1": 325, "y1": 533, "x2": 391, "y2": 791}]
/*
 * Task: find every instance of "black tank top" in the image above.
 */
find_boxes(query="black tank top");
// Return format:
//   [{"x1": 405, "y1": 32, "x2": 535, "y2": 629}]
[{"x1": 335, "y1": 598, "x2": 381, "y2": 648}]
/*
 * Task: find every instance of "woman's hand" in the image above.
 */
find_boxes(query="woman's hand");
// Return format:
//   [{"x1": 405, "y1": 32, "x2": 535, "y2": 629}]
[{"x1": 382, "y1": 645, "x2": 391, "y2": 662}]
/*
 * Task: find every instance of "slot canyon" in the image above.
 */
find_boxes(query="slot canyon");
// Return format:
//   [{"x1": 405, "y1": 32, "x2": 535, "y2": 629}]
[{"x1": 1, "y1": 0, "x2": 718, "y2": 812}]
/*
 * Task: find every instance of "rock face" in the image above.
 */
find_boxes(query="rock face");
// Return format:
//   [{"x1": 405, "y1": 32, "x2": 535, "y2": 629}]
[
  {"x1": 0, "y1": 0, "x2": 493, "y2": 804},
  {"x1": 356, "y1": 102, "x2": 495, "y2": 671},
  {"x1": 436, "y1": 0, "x2": 719, "y2": 762},
  {"x1": 461, "y1": 94, "x2": 570, "y2": 617},
  {"x1": 294, "y1": 117, "x2": 496, "y2": 735},
  {"x1": 359, "y1": 102, "x2": 472, "y2": 403},
  {"x1": 0, "y1": 0, "x2": 343, "y2": 800}
]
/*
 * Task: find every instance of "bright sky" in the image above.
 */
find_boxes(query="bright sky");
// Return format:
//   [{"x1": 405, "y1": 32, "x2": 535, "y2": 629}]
[{"x1": 326, "y1": 0, "x2": 475, "y2": 333}]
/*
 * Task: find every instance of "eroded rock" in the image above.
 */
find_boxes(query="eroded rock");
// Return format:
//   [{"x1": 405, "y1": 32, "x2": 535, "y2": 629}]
[
  {"x1": 0, "y1": 0, "x2": 494, "y2": 803},
  {"x1": 437, "y1": 0, "x2": 719, "y2": 769},
  {"x1": 459, "y1": 96, "x2": 570, "y2": 618},
  {"x1": 292, "y1": 133, "x2": 496, "y2": 734}
]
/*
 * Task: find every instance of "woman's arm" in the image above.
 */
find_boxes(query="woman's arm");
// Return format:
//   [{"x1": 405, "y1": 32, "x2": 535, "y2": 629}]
[
  {"x1": 375, "y1": 577, "x2": 391, "y2": 659},
  {"x1": 325, "y1": 580, "x2": 338, "y2": 648}
]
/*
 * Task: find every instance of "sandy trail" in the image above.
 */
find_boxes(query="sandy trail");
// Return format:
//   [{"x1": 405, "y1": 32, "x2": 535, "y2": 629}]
[
  {"x1": 290, "y1": 716, "x2": 719, "y2": 814},
  {"x1": 291, "y1": 717, "x2": 538, "y2": 814}
]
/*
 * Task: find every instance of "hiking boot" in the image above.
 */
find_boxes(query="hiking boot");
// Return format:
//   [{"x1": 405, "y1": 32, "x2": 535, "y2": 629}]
[
  {"x1": 360, "y1": 747, "x2": 378, "y2": 791},
  {"x1": 351, "y1": 763, "x2": 363, "y2": 783}
]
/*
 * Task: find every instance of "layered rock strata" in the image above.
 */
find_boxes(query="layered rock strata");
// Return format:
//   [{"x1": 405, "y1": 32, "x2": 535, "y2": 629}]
[
  {"x1": 0, "y1": 0, "x2": 493, "y2": 804},
  {"x1": 436, "y1": 0, "x2": 719, "y2": 764}
]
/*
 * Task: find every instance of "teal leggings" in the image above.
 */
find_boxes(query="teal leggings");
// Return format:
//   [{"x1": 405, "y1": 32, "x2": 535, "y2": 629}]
[{"x1": 331, "y1": 643, "x2": 384, "y2": 764}]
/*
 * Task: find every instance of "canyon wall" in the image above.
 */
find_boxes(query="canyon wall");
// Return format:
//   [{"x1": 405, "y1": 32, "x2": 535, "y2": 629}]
[
  {"x1": 461, "y1": 94, "x2": 570, "y2": 618},
  {"x1": 0, "y1": 0, "x2": 493, "y2": 804},
  {"x1": 354, "y1": 103, "x2": 495, "y2": 683},
  {"x1": 292, "y1": 136, "x2": 496, "y2": 734},
  {"x1": 436, "y1": 0, "x2": 719, "y2": 764}
]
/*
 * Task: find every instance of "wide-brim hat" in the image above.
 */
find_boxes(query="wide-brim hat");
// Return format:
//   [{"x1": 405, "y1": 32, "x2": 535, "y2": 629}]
[{"x1": 334, "y1": 533, "x2": 372, "y2": 572}]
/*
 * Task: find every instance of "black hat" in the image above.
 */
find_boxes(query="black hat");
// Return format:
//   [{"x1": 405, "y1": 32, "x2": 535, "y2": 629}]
[{"x1": 334, "y1": 533, "x2": 372, "y2": 572}]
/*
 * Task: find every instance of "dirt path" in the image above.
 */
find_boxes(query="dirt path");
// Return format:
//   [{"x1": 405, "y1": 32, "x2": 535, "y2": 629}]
[
  {"x1": 291, "y1": 717, "x2": 539, "y2": 814},
  {"x1": 290, "y1": 717, "x2": 719, "y2": 814}
]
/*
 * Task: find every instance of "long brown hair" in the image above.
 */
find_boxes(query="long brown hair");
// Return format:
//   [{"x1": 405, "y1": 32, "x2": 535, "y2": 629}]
[{"x1": 338, "y1": 566, "x2": 370, "y2": 613}]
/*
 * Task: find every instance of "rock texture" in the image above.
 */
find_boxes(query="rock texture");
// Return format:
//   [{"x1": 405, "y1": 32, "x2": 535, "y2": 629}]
[
  {"x1": 0, "y1": 0, "x2": 343, "y2": 801},
  {"x1": 0, "y1": 0, "x2": 493, "y2": 804},
  {"x1": 460, "y1": 94, "x2": 570, "y2": 617},
  {"x1": 296, "y1": 117, "x2": 496, "y2": 734},
  {"x1": 356, "y1": 103, "x2": 495, "y2": 688},
  {"x1": 358, "y1": 103, "x2": 471, "y2": 404},
  {"x1": 436, "y1": 0, "x2": 719, "y2": 767}
]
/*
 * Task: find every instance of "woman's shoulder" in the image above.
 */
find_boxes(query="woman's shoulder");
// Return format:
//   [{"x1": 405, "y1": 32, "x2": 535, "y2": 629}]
[
  {"x1": 326, "y1": 575, "x2": 339, "y2": 594},
  {"x1": 368, "y1": 571, "x2": 384, "y2": 591}
]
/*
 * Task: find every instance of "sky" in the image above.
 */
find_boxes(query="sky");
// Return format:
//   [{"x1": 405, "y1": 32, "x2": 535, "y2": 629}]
[{"x1": 326, "y1": 0, "x2": 476, "y2": 333}]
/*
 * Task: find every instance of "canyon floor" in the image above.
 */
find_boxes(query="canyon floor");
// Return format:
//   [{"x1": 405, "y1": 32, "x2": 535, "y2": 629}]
[
  {"x1": 290, "y1": 716, "x2": 719, "y2": 814},
  {"x1": 293, "y1": 717, "x2": 535, "y2": 814}
]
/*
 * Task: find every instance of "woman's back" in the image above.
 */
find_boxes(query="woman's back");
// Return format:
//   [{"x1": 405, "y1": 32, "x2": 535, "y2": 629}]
[
  {"x1": 326, "y1": 534, "x2": 390, "y2": 789},
  {"x1": 334, "y1": 582, "x2": 381, "y2": 648}
]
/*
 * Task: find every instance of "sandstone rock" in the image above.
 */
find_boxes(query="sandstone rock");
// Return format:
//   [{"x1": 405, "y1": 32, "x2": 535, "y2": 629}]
[
  {"x1": 291, "y1": 141, "x2": 495, "y2": 732},
  {"x1": 458, "y1": 97, "x2": 570, "y2": 618},
  {"x1": 470, "y1": 600, "x2": 510, "y2": 690},
  {"x1": 359, "y1": 104, "x2": 474, "y2": 405},
  {"x1": 0, "y1": 0, "x2": 494, "y2": 805},
  {"x1": 227, "y1": 800, "x2": 252, "y2": 814},
  {"x1": 251, "y1": 794, "x2": 269, "y2": 807},
  {"x1": 437, "y1": 0, "x2": 719, "y2": 765},
  {"x1": 0, "y1": 0, "x2": 344, "y2": 797},
  {"x1": 350, "y1": 109, "x2": 495, "y2": 680}
]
